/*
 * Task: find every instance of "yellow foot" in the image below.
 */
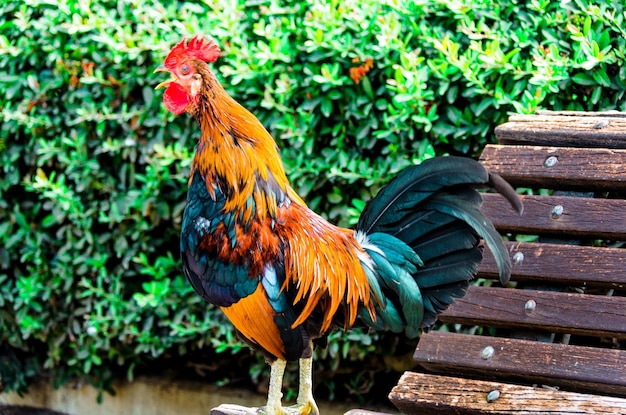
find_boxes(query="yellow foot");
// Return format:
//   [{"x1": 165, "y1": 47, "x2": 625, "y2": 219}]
[
  {"x1": 287, "y1": 400, "x2": 320, "y2": 415},
  {"x1": 254, "y1": 400, "x2": 319, "y2": 415}
]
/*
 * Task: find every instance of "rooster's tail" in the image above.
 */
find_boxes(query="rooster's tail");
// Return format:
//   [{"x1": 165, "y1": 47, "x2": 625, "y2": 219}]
[{"x1": 355, "y1": 156, "x2": 522, "y2": 336}]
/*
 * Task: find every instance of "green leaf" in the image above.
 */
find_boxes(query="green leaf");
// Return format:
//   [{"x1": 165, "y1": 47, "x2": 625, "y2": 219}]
[
  {"x1": 320, "y1": 99, "x2": 333, "y2": 117},
  {"x1": 592, "y1": 68, "x2": 611, "y2": 87},
  {"x1": 572, "y1": 73, "x2": 596, "y2": 86},
  {"x1": 361, "y1": 76, "x2": 374, "y2": 100}
]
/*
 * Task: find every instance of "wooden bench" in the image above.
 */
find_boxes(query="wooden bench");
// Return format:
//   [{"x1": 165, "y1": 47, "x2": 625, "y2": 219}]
[{"x1": 388, "y1": 111, "x2": 626, "y2": 414}]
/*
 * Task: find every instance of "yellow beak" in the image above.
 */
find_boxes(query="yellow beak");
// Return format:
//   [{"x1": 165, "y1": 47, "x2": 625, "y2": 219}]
[{"x1": 154, "y1": 65, "x2": 178, "y2": 90}]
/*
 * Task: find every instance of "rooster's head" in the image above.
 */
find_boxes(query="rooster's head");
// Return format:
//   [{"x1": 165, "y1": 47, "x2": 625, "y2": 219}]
[{"x1": 154, "y1": 36, "x2": 221, "y2": 115}]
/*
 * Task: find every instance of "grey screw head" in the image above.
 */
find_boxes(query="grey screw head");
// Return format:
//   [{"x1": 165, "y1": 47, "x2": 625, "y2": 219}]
[
  {"x1": 481, "y1": 346, "x2": 495, "y2": 360},
  {"x1": 544, "y1": 156, "x2": 558, "y2": 167},
  {"x1": 487, "y1": 390, "x2": 501, "y2": 403},
  {"x1": 551, "y1": 205, "x2": 564, "y2": 218},
  {"x1": 594, "y1": 119, "x2": 610, "y2": 129}
]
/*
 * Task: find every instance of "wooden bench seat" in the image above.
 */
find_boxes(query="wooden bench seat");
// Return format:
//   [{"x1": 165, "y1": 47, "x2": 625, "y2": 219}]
[{"x1": 388, "y1": 111, "x2": 626, "y2": 415}]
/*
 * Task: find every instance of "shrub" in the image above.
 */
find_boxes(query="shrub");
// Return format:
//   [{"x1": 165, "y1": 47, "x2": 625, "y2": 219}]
[{"x1": 0, "y1": 0, "x2": 624, "y2": 402}]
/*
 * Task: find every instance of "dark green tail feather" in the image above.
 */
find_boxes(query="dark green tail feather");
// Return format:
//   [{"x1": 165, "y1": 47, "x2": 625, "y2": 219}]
[
  {"x1": 408, "y1": 222, "x2": 480, "y2": 262},
  {"x1": 423, "y1": 193, "x2": 512, "y2": 284},
  {"x1": 356, "y1": 156, "x2": 521, "y2": 335},
  {"x1": 358, "y1": 156, "x2": 492, "y2": 234},
  {"x1": 414, "y1": 248, "x2": 484, "y2": 289}
]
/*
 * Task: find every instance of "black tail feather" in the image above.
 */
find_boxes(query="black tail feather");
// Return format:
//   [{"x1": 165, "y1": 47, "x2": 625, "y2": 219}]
[{"x1": 356, "y1": 156, "x2": 522, "y2": 333}]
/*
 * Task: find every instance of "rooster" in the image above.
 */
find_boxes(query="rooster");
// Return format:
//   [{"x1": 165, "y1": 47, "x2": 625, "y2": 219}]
[{"x1": 154, "y1": 36, "x2": 522, "y2": 415}]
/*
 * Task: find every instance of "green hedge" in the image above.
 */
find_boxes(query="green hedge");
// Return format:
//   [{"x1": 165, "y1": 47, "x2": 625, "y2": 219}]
[{"x1": 1, "y1": 0, "x2": 624, "y2": 402}]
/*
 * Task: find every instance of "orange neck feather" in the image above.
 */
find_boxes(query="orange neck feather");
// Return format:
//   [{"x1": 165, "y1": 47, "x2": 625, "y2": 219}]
[{"x1": 190, "y1": 70, "x2": 304, "y2": 221}]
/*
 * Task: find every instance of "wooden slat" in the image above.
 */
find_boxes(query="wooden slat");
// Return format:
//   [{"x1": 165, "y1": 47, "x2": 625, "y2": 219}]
[
  {"x1": 479, "y1": 241, "x2": 626, "y2": 289},
  {"x1": 481, "y1": 193, "x2": 626, "y2": 239},
  {"x1": 344, "y1": 410, "x2": 396, "y2": 415},
  {"x1": 479, "y1": 145, "x2": 626, "y2": 191},
  {"x1": 437, "y1": 286, "x2": 626, "y2": 339},
  {"x1": 0, "y1": 405, "x2": 70, "y2": 415},
  {"x1": 414, "y1": 332, "x2": 626, "y2": 397},
  {"x1": 389, "y1": 372, "x2": 626, "y2": 415},
  {"x1": 532, "y1": 110, "x2": 626, "y2": 118},
  {"x1": 494, "y1": 113, "x2": 626, "y2": 148}
]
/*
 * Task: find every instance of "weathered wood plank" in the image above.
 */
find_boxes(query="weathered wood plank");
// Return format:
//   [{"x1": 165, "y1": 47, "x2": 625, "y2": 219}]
[
  {"x1": 494, "y1": 114, "x2": 626, "y2": 148},
  {"x1": 532, "y1": 110, "x2": 626, "y2": 118},
  {"x1": 0, "y1": 405, "x2": 69, "y2": 415},
  {"x1": 438, "y1": 286, "x2": 626, "y2": 339},
  {"x1": 389, "y1": 372, "x2": 626, "y2": 415},
  {"x1": 481, "y1": 193, "x2": 626, "y2": 239},
  {"x1": 414, "y1": 332, "x2": 626, "y2": 397},
  {"x1": 478, "y1": 241, "x2": 626, "y2": 289},
  {"x1": 479, "y1": 145, "x2": 626, "y2": 190},
  {"x1": 211, "y1": 405, "x2": 259, "y2": 415},
  {"x1": 344, "y1": 410, "x2": 396, "y2": 415}
]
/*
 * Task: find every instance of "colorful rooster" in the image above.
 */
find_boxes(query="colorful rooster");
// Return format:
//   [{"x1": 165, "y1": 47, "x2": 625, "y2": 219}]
[{"x1": 154, "y1": 36, "x2": 522, "y2": 415}]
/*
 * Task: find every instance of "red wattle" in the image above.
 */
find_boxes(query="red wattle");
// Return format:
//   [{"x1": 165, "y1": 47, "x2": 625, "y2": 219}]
[{"x1": 163, "y1": 83, "x2": 190, "y2": 115}]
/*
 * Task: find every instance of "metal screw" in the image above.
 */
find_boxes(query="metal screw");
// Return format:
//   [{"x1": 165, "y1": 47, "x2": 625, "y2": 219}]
[
  {"x1": 481, "y1": 346, "x2": 495, "y2": 360},
  {"x1": 551, "y1": 205, "x2": 564, "y2": 218},
  {"x1": 544, "y1": 156, "x2": 558, "y2": 167},
  {"x1": 525, "y1": 299, "x2": 537, "y2": 315},
  {"x1": 487, "y1": 390, "x2": 501, "y2": 403},
  {"x1": 512, "y1": 251, "x2": 524, "y2": 265},
  {"x1": 594, "y1": 119, "x2": 610, "y2": 129}
]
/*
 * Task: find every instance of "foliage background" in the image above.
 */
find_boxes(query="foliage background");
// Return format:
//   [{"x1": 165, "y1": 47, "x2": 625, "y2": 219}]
[{"x1": 1, "y1": 0, "x2": 625, "y2": 405}]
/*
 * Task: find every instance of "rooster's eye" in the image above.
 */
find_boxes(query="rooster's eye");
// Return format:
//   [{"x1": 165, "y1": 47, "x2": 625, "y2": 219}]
[{"x1": 181, "y1": 64, "x2": 190, "y2": 75}]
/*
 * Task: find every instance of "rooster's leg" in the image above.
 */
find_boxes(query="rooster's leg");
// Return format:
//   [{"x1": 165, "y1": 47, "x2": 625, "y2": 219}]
[
  {"x1": 262, "y1": 358, "x2": 287, "y2": 415},
  {"x1": 287, "y1": 355, "x2": 319, "y2": 415}
]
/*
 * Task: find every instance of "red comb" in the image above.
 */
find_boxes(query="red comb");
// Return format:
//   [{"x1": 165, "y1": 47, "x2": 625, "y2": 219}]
[{"x1": 164, "y1": 36, "x2": 221, "y2": 68}]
